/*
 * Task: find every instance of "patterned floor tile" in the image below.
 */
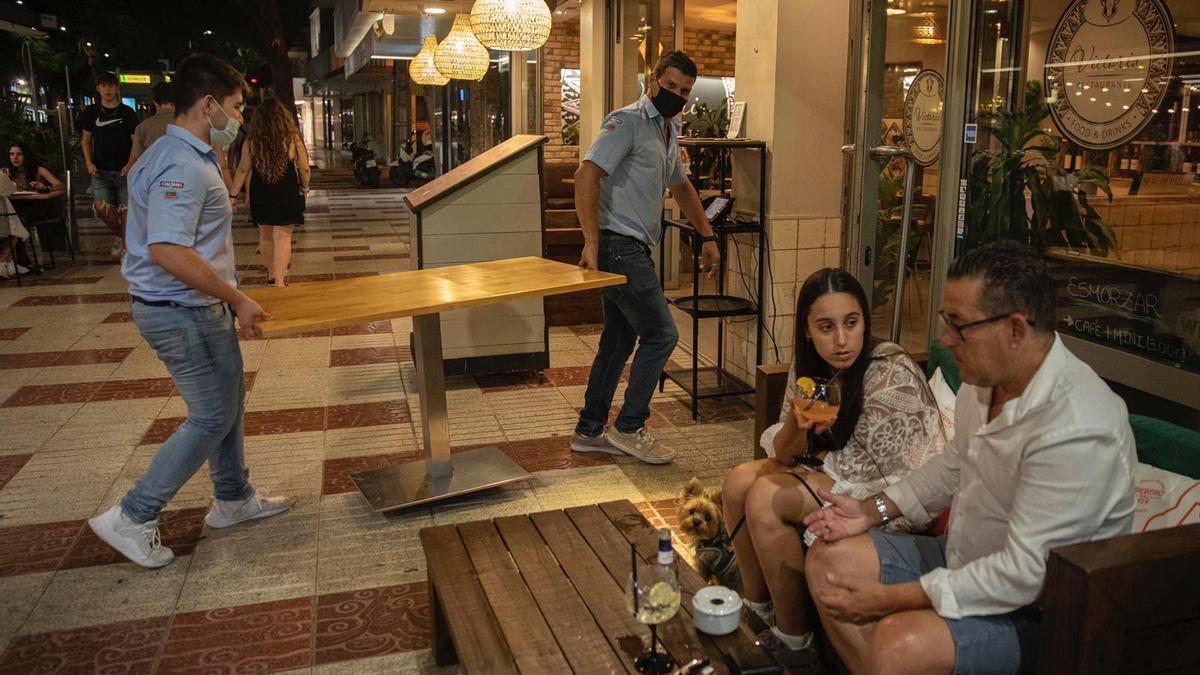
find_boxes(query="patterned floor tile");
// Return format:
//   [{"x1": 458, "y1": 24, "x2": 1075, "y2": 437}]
[
  {"x1": 0, "y1": 571, "x2": 52, "y2": 657},
  {"x1": 320, "y1": 453, "x2": 413, "y2": 496},
  {"x1": 315, "y1": 494, "x2": 431, "y2": 595},
  {"x1": 499, "y1": 435, "x2": 616, "y2": 473},
  {"x1": 0, "y1": 444, "x2": 134, "y2": 527},
  {"x1": 314, "y1": 582, "x2": 430, "y2": 665},
  {"x1": 0, "y1": 615, "x2": 169, "y2": 675},
  {"x1": 322, "y1": 424, "x2": 419, "y2": 461},
  {"x1": 474, "y1": 369, "x2": 552, "y2": 392},
  {"x1": 529, "y1": 465, "x2": 646, "y2": 511},
  {"x1": 329, "y1": 345, "x2": 412, "y2": 367},
  {"x1": 0, "y1": 454, "x2": 31, "y2": 491},
  {"x1": 0, "y1": 328, "x2": 30, "y2": 341},
  {"x1": 311, "y1": 648, "x2": 460, "y2": 674},
  {"x1": 159, "y1": 597, "x2": 313, "y2": 673},
  {"x1": 1, "y1": 381, "x2": 103, "y2": 407},
  {"x1": 326, "y1": 399, "x2": 411, "y2": 430},
  {"x1": 326, "y1": 363, "x2": 406, "y2": 405},
  {"x1": 0, "y1": 520, "x2": 83, "y2": 577},
  {"x1": 176, "y1": 497, "x2": 319, "y2": 613},
  {"x1": 21, "y1": 559, "x2": 190, "y2": 635},
  {"x1": 10, "y1": 293, "x2": 129, "y2": 306}
]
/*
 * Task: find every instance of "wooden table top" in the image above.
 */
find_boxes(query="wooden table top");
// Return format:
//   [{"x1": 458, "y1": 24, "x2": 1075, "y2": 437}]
[
  {"x1": 243, "y1": 256, "x2": 624, "y2": 338},
  {"x1": 8, "y1": 188, "x2": 66, "y2": 201},
  {"x1": 419, "y1": 500, "x2": 760, "y2": 674}
]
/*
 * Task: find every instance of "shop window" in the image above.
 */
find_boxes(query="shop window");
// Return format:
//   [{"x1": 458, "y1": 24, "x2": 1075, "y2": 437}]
[{"x1": 962, "y1": 0, "x2": 1200, "y2": 375}]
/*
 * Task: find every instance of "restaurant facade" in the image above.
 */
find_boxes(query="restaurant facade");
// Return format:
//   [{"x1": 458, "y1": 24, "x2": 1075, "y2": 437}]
[{"x1": 323, "y1": 0, "x2": 1200, "y2": 422}]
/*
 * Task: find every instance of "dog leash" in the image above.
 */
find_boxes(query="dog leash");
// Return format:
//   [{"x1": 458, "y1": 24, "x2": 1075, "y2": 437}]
[{"x1": 728, "y1": 470, "x2": 824, "y2": 547}]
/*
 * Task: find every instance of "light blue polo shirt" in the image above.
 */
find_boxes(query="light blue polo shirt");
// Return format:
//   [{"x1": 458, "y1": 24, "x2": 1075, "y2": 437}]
[
  {"x1": 584, "y1": 95, "x2": 687, "y2": 246},
  {"x1": 122, "y1": 124, "x2": 236, "y2": 306}
]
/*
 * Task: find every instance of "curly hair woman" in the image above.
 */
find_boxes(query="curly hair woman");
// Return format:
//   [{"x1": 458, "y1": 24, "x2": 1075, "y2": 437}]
[{"x1": 231, "y1": 98, "x2": 310, "y2": 287}]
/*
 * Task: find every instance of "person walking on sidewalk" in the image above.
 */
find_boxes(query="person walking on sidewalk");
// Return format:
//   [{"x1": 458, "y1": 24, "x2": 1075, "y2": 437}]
[
  {"x1": 80, "y1": 71, "x2": 138, "y2": 259},
  {"x1": 89, "y1": 54, "x2": 291, "y2": 569},
  {"x1": 569, "y1": 51, "x2": 721, "y2": 465},
  {"x1": 229, "y1": 97, "x2": 310, "y2": 288},
  {"x1": 130, "y1": 80, "x2": 175, "y2": 162}
]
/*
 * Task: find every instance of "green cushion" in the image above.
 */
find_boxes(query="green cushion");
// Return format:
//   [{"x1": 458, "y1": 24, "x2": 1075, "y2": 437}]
[
  {"x1": 926, "y1": 342, "x2": 962, "y2": 393},
  {"x1": 1130, "y1": 415, "x2": 1200, "y2": 479}
]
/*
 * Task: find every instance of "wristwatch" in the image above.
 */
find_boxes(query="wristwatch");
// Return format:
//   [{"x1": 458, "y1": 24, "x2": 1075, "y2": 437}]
[
  {"x1": 871, "y1": 494, "x2": 892, "y2": 525},
  {"x1": 699, "y1": 234, "x2": 718, "y2": 243}
]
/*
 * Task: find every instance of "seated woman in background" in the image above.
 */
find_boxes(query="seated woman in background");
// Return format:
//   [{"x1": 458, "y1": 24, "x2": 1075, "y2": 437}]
[
  {"x1": 721, "y1": 267, "x2": 945, "y2": 666},
  {"x1": 3, "y1": 143, "x2": 63, "y2": 192}
]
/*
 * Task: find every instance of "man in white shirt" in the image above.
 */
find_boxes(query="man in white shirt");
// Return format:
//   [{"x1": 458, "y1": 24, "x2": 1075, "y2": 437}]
[{"x1": 802, "y1": 240, "x2": 1136, "y2": 674}]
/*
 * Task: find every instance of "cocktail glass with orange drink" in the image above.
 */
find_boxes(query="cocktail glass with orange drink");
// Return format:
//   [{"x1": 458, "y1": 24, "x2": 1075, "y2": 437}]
[{"x1": 794, "y1": 376, "x2": 841, "y2": 425}]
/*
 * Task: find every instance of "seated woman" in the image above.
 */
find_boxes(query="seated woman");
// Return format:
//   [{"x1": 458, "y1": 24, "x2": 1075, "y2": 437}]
[
  {"x1": 3, "y1": 143, "x2": 63, "y2": 192},
  {"x1": 0, "y1": 143, "x2": 63, "y2": 278},
  {"x1": 721, "y1": 267, "x2": 945, "y2": 664}
]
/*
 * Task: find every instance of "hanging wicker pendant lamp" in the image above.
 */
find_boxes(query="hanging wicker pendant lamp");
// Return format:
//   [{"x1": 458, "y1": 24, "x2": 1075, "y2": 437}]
[
  {"x1": 410, "y1": 35, "x2": 450, "y2": 86},
  {"x1": 435, "y1": 14, "x2": 491, "y2": 81},
  {"x1": 469, "y1": 0, "x2": 552, "y2": 51}
]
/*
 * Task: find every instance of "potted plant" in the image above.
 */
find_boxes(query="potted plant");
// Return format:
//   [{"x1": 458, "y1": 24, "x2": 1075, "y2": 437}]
[{"x1": 966, "y1": 81, "x2": 1117, "y2": 256}]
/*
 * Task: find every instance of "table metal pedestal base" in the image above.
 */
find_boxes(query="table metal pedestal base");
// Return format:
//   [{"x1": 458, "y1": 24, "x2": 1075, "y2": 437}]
[{"x1": 350, "y1": 446, "x2": 531, "y2": 513}]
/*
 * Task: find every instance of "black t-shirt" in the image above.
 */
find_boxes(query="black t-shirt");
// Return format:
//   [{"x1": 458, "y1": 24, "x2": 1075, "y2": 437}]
[{"x1": 80, "y1": 103, "x2": 139, "y2": 170}]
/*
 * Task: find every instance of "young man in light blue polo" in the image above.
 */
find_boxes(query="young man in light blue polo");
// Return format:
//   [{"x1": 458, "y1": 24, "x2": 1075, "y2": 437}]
[
  {"x1": 90, "y1": 54, "x2": 290, "y2": 569},
  {"x1": 570, "y1": 51, "x2": 721, "y2": 464}
]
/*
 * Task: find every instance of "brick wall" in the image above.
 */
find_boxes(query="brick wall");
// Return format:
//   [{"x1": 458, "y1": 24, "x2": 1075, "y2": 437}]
[
  {"x1": 683, "y1": 27, "x2": 736, "y2": 78},
  {"x1": 544, "y1": 19, "x2": 580, "y2": 165}
]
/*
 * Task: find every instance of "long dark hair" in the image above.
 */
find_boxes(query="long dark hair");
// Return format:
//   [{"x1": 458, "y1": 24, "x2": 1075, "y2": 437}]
[
  {"x1": 793, "y1": 268, "x2": 878, "y2": 449},
  {"x1": 3, "y1": 143, "x2": 40, "y2": 183}
]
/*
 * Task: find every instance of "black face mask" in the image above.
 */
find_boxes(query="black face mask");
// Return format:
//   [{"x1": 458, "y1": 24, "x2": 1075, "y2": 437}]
[{"x1": 650, "y1": 84, "x2": 686, "y2": 119}]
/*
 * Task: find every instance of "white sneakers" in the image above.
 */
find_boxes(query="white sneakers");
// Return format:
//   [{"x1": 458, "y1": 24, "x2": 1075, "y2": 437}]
[
  {"x1": 88, "y1": 505, "x2": 175, "y2": 569},
  {"x1": 0, "y1": 260, "x2": 28, "y2": 279},
  {"x1": 89, "y1": 489, "x2": 292, "y2": 569},
  {"x1": 569, "y1": 429, "x2": 622, "y2": 455},
  {"x1": 110, "y1": 237, "x2": 124, "y2": 260},
  {"x1": 204, "y1": 489, "x2": 293, "y2": 529}
]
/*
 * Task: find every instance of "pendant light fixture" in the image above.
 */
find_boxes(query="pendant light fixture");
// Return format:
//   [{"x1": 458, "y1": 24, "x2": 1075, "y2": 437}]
[
  {"x1": 435, "y1": 14, "x2": 491, "y2": 81},
  {"x1": 469, "y1": 0, "x2": 552, "y2": 51},
  {"x1": 912, "y1": 15, "x2": 945, "y2": 44},
  {"x1": 410, "y1": 35, "x2": 450, "y2": 86},
  {"x1": 382, "y1": 14, "x2": 395, "y2": 35}
]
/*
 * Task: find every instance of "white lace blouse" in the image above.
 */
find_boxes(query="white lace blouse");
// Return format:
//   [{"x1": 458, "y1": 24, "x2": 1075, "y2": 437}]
[{"x1": 759, "y1": 342, "x2": 946, "y2": 533}]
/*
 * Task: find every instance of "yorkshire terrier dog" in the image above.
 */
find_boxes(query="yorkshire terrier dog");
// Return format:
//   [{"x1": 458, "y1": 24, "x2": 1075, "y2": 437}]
[{"x1": 677, "y1": 477, "x2": 743, "y2": 593}]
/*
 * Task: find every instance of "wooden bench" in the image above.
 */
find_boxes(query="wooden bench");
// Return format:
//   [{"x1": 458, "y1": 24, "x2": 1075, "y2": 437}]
[
  {"x1": 419, "y1": 499, "x2": 763, "y2": 674},
  {"x1": 754, "y1": 363, "x2": 1200, "y2": 673}
]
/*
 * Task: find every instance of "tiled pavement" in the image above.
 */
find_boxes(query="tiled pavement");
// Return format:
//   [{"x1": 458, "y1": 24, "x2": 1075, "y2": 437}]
[{"x1": 0, "y1": 184, "x2": 757, "y2": 673}]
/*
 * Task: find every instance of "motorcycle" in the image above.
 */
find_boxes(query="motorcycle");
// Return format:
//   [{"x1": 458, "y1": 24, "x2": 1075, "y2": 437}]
[
  {"x1": 350, "y1": 139, "x2": 380, "y2": 188},
  {"x1": 389, "y1": 130, "x2": 435, "y2": 187}
]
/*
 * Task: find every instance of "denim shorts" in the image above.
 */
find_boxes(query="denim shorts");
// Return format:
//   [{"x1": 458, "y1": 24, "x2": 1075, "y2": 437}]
[
  {"x1": 90, "y1": 169, "x2": 128, "y2": 207},
  {"x1": 868, "y1": 529, "x2": 1040, "y2": 675}
]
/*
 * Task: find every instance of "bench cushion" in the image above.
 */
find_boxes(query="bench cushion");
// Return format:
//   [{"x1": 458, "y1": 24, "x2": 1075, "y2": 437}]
[{"x1": 1130, "y1": 415, "x2": 1200, "y2": 479}]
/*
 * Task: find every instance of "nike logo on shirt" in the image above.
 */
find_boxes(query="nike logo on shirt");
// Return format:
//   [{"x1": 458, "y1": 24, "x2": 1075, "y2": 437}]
[{"x1": 95, "y1": 118, "x2": 124, "y2": 127}]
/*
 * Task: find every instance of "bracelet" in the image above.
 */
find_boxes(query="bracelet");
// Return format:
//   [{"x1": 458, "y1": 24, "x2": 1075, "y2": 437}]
[{"x1": 872, "y1": 494, "x2": 892, "y2": 525}]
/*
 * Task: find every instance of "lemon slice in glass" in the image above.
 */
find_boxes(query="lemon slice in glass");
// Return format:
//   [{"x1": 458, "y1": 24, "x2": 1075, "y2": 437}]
[
  {"x1": 796, "y1": 376, "x2": 816, "y2": 399},
  {"x1": 648, "y1": 581, "x2": 677, "y2": 607}
]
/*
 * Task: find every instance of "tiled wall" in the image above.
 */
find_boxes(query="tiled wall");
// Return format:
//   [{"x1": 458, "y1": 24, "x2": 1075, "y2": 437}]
[
  {"x1": 544, "y1": 19, "x2": 580, "y2": 164},
  {"x1": 721, "y1": 217, "x2": 843, "y2": 383},
  {"x1": 682, "y1": 27, "x2": 736, "y2": 79},
  {"x1": 1096, "y1": 198, "x2": 1200, "y2": 276}
]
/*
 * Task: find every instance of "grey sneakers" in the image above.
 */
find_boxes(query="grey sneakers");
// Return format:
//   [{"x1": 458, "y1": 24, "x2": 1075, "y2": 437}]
[
  {"x1": 204, "y1": 489, "x2": 293, "y2": 529},
  {"x1": 604, "y1": 427, "x2": 676, "y2": 464},
  {"x1": 569, "y1": 429, "x2": 622, "y2": 455},
  {"x1": 88, "y1": 505, "x2": 175, "y2": 569}
]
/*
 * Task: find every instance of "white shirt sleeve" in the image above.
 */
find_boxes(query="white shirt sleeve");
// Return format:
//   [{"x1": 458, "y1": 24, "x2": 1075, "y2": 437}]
[{"x1": 917, "y1": 427, "x2": 1132, "y2": 618}]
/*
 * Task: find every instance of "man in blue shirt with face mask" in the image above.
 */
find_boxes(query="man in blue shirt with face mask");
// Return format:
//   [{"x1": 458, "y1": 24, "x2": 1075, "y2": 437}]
[
  {"x1": 570, "y1": 51, "x2": 721, "y2": 464},
  {"x1": 89, "y1": 54, "x2": 291, "y2": 569}
]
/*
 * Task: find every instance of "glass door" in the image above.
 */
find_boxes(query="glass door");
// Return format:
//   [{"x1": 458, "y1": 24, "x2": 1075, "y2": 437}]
[
  {"x1": 609, "y1": 0, "x2": 678, "y2": 108},
  {"x1": 846, "y1": 0, "x2": 955, "y2": 359}
]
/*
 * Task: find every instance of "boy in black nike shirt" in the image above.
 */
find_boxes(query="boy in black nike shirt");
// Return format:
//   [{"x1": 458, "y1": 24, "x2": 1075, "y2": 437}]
[{"x1": 80, "y1": 71, "x2": 139, "y2": 257}]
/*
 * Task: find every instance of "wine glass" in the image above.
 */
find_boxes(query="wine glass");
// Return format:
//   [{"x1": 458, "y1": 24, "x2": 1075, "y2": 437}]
[
  {"x1": 797, "y1": 376, "x2": 841, "y2": 425},
  {"x1": 627, "y1": 561, "x2": 681, "y2": 673}
]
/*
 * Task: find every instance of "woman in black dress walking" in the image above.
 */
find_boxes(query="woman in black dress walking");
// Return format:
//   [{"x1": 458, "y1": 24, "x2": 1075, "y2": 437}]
[{"x1": 231, "y1": 98, "x2": 310, "y2": 287}]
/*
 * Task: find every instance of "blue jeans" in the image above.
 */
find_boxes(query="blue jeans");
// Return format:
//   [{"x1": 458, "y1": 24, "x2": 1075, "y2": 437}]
[
  {"x1": 869, "y1": 530, "x2": 1040, "y2": 675},
  {"x1": 90, "y1": 169, "x2": 127, "y2": 207},
  {"x1": 576, "y1": 231, "x2": 679, "y2": 436},
  {"x1": 122, "y1": 301, "x2": 252, "y2": 523}
]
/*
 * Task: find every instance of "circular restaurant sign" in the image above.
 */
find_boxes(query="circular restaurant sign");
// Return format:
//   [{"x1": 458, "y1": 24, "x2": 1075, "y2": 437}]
[
  {"x1": 1044, "y1": 0, "x2": 1174, "y2": 150},
  {"x1": 903, "y1": 70, "x2": 944, "y2": 167}
]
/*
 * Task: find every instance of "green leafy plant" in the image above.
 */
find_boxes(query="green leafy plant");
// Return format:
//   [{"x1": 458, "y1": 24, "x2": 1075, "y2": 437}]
[
  {"x1": 871, "y1": 173, "x2": 922, "y2": 310},
  {"x1": 561, "y1": 120, "x2": 579, "y2": 146},
  {"x1": 966, "y1": 80, "x2": 1116, "y2": 256},
  {"x1": 0, "y1": 93, "x2": 77, "y2": 176},
  {"x1": 682, "y1": 102, "x2": 730, "y2": 187}
]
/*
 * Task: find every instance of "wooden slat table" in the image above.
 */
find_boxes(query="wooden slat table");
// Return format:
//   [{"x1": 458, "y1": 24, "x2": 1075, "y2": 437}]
[
  {"x1": 244, "y1": 257, "x2": 624, "y2": 512},
  {"x1": 419, "y1": 500, "x2": 763, "y2": 674}
]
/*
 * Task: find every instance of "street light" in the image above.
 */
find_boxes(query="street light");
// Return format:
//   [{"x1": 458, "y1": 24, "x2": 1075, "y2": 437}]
[
  {"x1": 203, "y1": 30, "x2": 213, "y2": 36},
  {"x1": 104, "y1": 53, "x2": 110, "y2": 58}
]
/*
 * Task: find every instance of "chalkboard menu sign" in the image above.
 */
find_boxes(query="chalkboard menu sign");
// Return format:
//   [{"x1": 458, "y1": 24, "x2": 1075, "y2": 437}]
[{"x1": 1046, "y1": 251, "x2": 1200, "y2": 374}]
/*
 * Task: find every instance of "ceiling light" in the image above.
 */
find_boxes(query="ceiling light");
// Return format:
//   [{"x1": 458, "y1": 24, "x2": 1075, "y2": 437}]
[
  {"x1": 422, "y1": 6, "x2": 447, "y2": 15},
  {"x1": 410, "y1": 35, "x2": 449, "y2": 86},
  {"x1": 382, "y1": 14, "x2": 395, "y2": 35},
  {"x1": 203, "y1": 30, "x2": 213, "y2": 35},
  {"x1": 60, "y1": 26, "x2": 66, "y2": 32},
  {"x1": 470, "y1": 0, "x2": 552, "y2": 51},
  {"x1": 1089, "y1": 97, "x2": 1096, "y2": 102},
  {"x1": 435, "y1": 14, "x2": 490, "y2": 81},
  {"x1": 86, "y1": 41, "x2": 92, "y2": 46},
  {"x1": 912, "y1": 15, "x2": 945, "y2": 45}
]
